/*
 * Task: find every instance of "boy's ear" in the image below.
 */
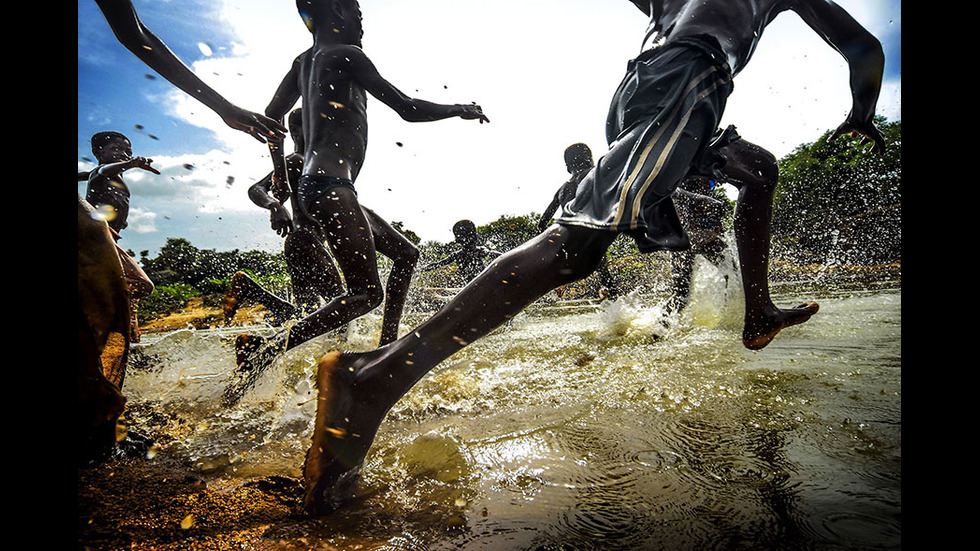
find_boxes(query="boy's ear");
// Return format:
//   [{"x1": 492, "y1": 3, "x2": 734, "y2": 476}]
[{"x1": 331, "y1": 0, "x2": 345, "y2": 20}]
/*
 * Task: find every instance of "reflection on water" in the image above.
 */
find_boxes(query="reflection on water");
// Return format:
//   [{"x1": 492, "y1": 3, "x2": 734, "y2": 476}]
[{"x1": 127, "y1": 273, "x2": 900, "y2": 550}]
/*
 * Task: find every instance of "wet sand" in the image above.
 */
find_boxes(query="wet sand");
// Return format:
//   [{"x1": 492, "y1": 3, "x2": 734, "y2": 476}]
[{"x1": 78, "y1": 459, "x2": 306, "y2": 551}]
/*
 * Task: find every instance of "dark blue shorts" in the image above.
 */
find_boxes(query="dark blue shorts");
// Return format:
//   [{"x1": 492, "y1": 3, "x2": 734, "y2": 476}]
[{"x1": 296, "y1": 174, "x2": 357, "y2": 217}]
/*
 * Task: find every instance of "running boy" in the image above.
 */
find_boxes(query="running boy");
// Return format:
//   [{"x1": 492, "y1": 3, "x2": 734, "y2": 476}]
[{"x1": 232, "y1": 0, "x2": 488, "y2": 375}]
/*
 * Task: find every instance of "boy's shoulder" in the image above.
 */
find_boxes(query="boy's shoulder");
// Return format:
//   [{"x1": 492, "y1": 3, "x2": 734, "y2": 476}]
[{"x1": 307, "y1": 43, "x2": 369, "y2": 66}]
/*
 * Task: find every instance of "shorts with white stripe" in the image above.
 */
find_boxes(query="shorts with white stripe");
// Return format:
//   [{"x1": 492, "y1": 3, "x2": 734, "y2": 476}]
[{"x1": 557, "y1": 36, "x2": 734, "y2": 253}]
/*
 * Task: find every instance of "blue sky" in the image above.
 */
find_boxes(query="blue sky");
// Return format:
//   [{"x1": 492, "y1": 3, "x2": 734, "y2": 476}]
[{"x1": 77, "y1": 0, "x2": 901, "y2": 258}]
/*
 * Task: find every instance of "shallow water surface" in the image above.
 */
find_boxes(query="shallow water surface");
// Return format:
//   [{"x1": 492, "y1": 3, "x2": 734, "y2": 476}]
[{"x1": 127, "y1": 277, "x2": 901, "y2": 550}]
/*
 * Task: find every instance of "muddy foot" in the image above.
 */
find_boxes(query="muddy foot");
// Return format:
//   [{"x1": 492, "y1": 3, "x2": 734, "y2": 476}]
[
  {"x1": 224, "y1": 331, "x2": 290, "y2": 406},
  {"x1": 234, "y1": 333, "x2": 265, "y2": 371},
  {"x1": 303, "y1": 351, "x2": 386, "y2": 515},
  {"x1": 222, "y1": 271, "x2": 249, "y2": 325},
  {"x1": 743, "y1": 302, "x2": 819, "y2": 350}
]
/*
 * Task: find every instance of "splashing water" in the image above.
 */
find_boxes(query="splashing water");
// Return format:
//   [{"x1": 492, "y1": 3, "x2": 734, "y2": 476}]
[{"x1": 124, "y1": 268, "x2": 900, "y2": 549}]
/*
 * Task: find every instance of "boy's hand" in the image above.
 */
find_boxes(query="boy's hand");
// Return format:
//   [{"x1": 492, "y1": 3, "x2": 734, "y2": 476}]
[
  {"x1": 223, "y1": 106, "x2": 287, "y2": 143},
  {"x1": 458, "y1": 103, "x2": 490, "y2": 124},
  {"x1": 829, "y1": 118, "x2": 885, "y2": 155},
  {"x1": 131, "y1": 156, "x2": 161, "y2": 175},
  {"x1": 270, "y1": 204, "x2": 294, "y2": 237}
]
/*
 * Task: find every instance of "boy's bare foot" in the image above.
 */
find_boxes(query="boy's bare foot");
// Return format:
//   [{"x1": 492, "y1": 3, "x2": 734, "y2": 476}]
[
  {"x1": 224, "y1": 330, "x2": 290, "y2": 406},
  {"x1": 234, "y1": 333, "x2": 264, "y2": 370},
  {"x1": 222, "y1": 271, "x2": 249, "y2": 325},
  {"x1": 303, "y1": 350, "x2": 388, "y2": 515},
  {"x1": 742, "y1": 302, "x2": 819, "y2": 350}
]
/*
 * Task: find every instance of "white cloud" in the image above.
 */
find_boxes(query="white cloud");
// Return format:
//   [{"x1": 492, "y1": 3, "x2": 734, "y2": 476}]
[{"x1": 127, "y1": 208, "x2": 159, "y2": 234}]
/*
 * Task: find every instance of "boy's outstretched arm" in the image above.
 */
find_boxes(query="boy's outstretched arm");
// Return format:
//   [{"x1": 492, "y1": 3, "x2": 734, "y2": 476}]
[
  {"x1": 421, "y1": 252, "x2": 460, "y2": 272},
  {"x1": 94, "y1": 0, "x2": 285, "y2": 143},
  {"x1": 790, "y1": 0, "x2": 886, "y2": 153},
  {"x1": 95, "y1": 157, "x2": 161, "y2": 178},
  {"x1": 345, "y1": 47, "x2": 489, "y2": 124},
  {"x1": 538, "y1": 191, "x2": 563, "y2": 231}
]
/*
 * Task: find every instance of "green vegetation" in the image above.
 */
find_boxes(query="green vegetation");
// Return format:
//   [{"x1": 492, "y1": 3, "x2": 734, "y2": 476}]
[
  {"x1": 137, "y1": 238, "x2": 291, "y2": 321},
  {"x1": 772, "y1": 117, "x2": 901, "y2": 265}
]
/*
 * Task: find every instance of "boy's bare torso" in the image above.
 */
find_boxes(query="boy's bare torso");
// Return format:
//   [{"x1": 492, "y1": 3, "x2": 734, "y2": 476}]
[
  {"x1": 640, "y1": 0, "x2": 797, "y2": 74},
  {"x1": 296, "y1": 44, "x2": 370, "y2": 181}
]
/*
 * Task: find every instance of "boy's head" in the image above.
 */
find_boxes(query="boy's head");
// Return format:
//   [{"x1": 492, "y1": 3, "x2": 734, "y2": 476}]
[
  {"x1": 91, "y1": 131, "x2": 132, "y2": 163},
  {"x1": 452, "y1": 219, "x2": 477, "y2": 244},
  {"x1": 296, "y1": 0, "x2": 363, "y2": 45},
  {"x1": 563, "y1": 143, "x2": 593, "y2": 173}
]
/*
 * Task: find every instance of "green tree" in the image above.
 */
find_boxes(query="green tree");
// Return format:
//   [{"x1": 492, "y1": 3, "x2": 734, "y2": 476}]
[
  {"x1": 477, "y1": 213, "x2": 540, "y2": 252},
  {"x1": 772, "y1": 117, "x2": 901, "y2": 264}
]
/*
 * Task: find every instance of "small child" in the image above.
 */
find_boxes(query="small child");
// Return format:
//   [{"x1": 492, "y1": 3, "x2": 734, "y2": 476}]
[
  {"x1": 84, "y1": 131, "x2": 158, "y2": 340},
  {"x1": 85, "y1": 131, "x2": 160, "y2": 235}
]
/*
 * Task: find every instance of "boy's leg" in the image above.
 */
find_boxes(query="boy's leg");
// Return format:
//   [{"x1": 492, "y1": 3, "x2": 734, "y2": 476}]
[
  {"x1": 118, "y1": 248, "x2": 153, "y2": 342},
  {"x1": 362, "y1": 207, "x2": 420, "y2": 346},
  {"x1": 229, "y1": 187, "x2": 383, "y2": 384},
  {"x1": 223, "y1": 271, "x2": 297, "y2": 326},
  {"x1": 302, "y1": 224, "x2": 616, "y2": 513},
  {"x1": 284, "y1": 226, "x2": 346, "y2": 317},
  {"x1": 717, "y1": 139, "x2": 818, "y2": 349},
  {"x1": 286, "y1": 187, "x2": 385, "y2": 351},
  {"x1": 667, "y1": 249, "x2": 695, "y2": 313}
]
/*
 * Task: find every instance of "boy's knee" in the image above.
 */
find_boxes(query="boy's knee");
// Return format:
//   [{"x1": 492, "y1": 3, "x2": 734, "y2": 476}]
[
  {"x1": 400, "y1": 243, "x2": 420, "y2": 266},
  {"x1": 348, "y1": 278, "x2": 385, "y2": 311},
  {"x1": 363, "y1": 285, "x2": 385, "y2": 311},
  {"x1": 745, "y1": 149, "x2": 779, "y2": 190}
]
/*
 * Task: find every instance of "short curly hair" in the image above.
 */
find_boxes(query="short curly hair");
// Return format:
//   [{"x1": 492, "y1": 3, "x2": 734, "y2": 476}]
[
  {"x1": 563, "y1": 143, "x2": 593, "y2": 172},
  {"x1": 91, "y1": 131, "x2": 130, "y2": 158}
]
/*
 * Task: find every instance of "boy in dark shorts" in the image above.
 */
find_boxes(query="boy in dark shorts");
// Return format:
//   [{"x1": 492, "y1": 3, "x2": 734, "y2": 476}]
[
  {"x1": 223, "y1": 109, "x2": 346, "y2": 328},
  {"x1": 225, "y1": 109, "x2": 419, "y2": 348},
  {"x1": 299, "y1": 0, "x2": 886, "y2": 514},
  {"x1": 230, "y1": 0, "x2": 488, "y2": 377}
]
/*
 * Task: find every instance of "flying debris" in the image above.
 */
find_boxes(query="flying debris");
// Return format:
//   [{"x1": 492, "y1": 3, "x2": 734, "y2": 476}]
[
  {"x1": 144, "y1": 74, "x2": 157, "y2": 80},
  {"x1": 226, "y1": 176, "x2": 235, "y2": 185},
  {"x1": 183, "y1": 163, "x2": 195, "y2": 171}
]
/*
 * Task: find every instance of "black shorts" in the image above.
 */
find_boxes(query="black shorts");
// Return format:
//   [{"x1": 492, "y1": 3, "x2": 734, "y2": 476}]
[
  {"x1": 557, "y1": 35, "x2": 734, "y2": 253},
  {"x1": 296, "y1": 174, "x2": 357, "y2": 218}
]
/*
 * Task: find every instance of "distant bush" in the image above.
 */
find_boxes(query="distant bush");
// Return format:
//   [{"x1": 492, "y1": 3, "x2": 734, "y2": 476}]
[{"x1": 139, "y1": 283, "x2": 200, "y2": 321}]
